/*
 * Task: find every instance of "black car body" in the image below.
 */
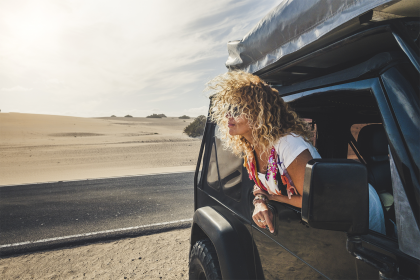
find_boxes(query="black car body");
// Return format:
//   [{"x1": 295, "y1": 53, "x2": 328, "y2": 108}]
[{"x1": 189, "y1": 1, "x2": 420, "y2": 279}]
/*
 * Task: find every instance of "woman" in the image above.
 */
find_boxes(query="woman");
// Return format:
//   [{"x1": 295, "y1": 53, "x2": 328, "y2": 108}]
[{"x1": 208, "y1": 71, "x2": 385, "y2": 234}]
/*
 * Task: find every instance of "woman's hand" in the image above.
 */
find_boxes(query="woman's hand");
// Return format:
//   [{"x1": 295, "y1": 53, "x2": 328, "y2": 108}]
[{"x1": 252, "y1": 201, "x2": 274, "y2": 233}]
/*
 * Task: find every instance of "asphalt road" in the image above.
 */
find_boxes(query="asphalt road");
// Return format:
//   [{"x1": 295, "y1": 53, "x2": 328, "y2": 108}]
[{"x1": 0, "y1": 172, "x2": 195, "y2": 255}]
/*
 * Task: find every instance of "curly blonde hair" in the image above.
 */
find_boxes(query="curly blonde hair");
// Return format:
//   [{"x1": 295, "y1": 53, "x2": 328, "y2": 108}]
[{"x1": 208, "y1": 71, "x2": 312, "y2": 158}]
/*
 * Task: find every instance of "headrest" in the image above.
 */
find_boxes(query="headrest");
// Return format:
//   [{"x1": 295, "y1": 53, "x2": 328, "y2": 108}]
[{"x1": 357, "y1": 124, "x2": 388, "y2": 163}]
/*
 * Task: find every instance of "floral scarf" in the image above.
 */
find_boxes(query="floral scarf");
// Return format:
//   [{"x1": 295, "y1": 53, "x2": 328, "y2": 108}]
[{"x1": 244, "y1": 146, "x2": 297, "y2": 199}]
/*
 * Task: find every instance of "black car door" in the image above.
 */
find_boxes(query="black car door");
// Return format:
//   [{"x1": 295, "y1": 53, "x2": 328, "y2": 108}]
[{"x1": 251, "y1": 200, "x2": 382, "y2": 279}]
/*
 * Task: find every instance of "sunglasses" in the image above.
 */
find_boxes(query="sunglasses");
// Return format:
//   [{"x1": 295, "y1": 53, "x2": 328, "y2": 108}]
[{"x1": 227, "y1": 105, "x2": 241, "y2": 118}]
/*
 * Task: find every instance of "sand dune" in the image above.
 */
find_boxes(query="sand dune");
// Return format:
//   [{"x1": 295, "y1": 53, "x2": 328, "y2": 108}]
[{"x1": 0, "y1": 113, "x2": 201, "y2": 186}]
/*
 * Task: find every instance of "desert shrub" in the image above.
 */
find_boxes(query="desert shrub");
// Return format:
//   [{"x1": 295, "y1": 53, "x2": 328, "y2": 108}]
[
  {"x1": 146, "y1": 113, "x2": 167, "y2": 118},
  {"x1": 125, "y1": 115, "x2": 133, "y2": 118},
  {"x1": 179, "y1": 115, "x2": 190, "y2": 119},
  {"x1": 146, "y1": 114, "x2": 161, "y2": 118},
  {"x1": 111, "y1": 115, "x2": 116, "y2": 117},
  {"x1": 183, "y1": 115, "x2": 206, "y2": 137}
]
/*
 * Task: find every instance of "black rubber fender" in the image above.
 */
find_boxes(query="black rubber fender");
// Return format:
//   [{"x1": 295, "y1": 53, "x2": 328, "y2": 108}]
[{"x1": 192, "y1": 206, "x2": 252, "y2": 280}]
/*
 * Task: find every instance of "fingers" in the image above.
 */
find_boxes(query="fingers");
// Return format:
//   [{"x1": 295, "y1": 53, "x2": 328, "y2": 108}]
[
  {"x1": 252, "y1": 208, "x2": 265, "y2": 228},
  {"x1": 263, "y1": 209, "x2": 274, "y2": 233},
  {"x1": 254, "y1": 213, "x2": 272, "y2": 232},
  {"x1": 255, "y1": 218, "x2": 266, "y2": 229},
  {"x1": 252, "y1": 204, "x2": 274, "y2": 233}
]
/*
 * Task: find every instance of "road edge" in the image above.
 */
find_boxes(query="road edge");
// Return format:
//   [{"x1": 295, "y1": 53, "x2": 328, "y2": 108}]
[{"x1": 0, "y1": 219, "x2": 192, "y2": 258}]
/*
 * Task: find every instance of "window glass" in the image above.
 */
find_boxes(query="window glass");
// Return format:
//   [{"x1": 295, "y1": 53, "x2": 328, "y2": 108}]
[
  {"x1": 397, "y1": 63, "x2": 420, "y2": 103},
  {"x1": 197, "y1": 143, "x2": 205, "y2": 188},
  {"x1": 382, "y1": 68, "x2": 420, "y2": 180},
  {"x1": 214, "y1": 126, "x2": 243, "y2": 201},
  {"x1": 206, "y1": 139, "x2": 220, "y2": 191},
  {"x1": 390, "y1": 151, "x2": 419, "y2": 258}
]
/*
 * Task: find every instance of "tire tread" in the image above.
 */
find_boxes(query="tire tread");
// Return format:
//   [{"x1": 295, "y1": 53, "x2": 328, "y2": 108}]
[{"x1": 189, "y1": 239, "x2": 222, "y2": 280}]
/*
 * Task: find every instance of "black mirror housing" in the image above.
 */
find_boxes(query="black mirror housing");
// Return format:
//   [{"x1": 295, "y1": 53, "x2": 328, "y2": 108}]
[{"x1": 301, "y1": 159, "x2": 369, "y2": 235}]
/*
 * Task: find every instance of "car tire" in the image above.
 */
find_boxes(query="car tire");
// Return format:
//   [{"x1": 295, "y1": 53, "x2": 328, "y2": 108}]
[{"x1": 189, "y1": 239, "x2": 222, "y2": 280}]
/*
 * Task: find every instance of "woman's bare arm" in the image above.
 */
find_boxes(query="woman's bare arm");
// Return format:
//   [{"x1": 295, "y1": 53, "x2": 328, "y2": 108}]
[{"x1": 286, "y1": 149, "x2": 312, "y2": 199}]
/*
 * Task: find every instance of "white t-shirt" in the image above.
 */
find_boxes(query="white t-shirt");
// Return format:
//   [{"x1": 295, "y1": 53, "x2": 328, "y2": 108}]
[
  {"x1": 275, "y1": 133, "x2": 320, "y2": 170},
  {"x1": 257, "y1": 133, "x2": 321, "y2": 196}
]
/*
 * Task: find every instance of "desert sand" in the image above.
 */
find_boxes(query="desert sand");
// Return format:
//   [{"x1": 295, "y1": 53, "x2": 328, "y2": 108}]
[
  {"x1": 0, "y1": 228, "x2": 191, "y2": 280},
  {"x1": 0, "y1": 113, "x2": 200, "y2": 279},
  {"x1": 0, "y1": 113, "x2": 201, "y2": 186}
]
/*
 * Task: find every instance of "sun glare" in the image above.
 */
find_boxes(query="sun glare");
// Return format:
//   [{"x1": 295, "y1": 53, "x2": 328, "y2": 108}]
[{"x1": 4, "y1": 4, "x2": 63, "y2": 49}]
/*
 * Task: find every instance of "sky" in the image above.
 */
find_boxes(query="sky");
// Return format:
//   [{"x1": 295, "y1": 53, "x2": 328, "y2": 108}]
[{"x1": 0, "y1": 0, "x2": 281, "y2": 117}]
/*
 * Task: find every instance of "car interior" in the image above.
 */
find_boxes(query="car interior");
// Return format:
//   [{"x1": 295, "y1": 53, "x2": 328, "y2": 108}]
[
  {"x1": 357, "y1": 124, "x2": 396, "y2": 237},
  {"x1": 289, "y1": 89, "x2": 397, "y2": 239}
]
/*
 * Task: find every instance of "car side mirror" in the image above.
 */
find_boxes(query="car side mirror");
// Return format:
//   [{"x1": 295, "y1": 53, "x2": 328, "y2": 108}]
[{"x1": 301, "y1": 159, "x2": 369, "y2": 235}]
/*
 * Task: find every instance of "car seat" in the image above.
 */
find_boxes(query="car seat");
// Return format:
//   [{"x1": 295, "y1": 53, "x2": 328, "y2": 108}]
[{"x1": 357, "y1": 124, "x2": 396, "y2": 236}]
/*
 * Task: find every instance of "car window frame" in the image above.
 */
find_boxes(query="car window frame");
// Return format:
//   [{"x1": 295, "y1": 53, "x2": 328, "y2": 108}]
[{"x1": 282, "y1": 75, "x2": 419, "y2": 237}]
